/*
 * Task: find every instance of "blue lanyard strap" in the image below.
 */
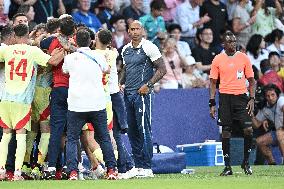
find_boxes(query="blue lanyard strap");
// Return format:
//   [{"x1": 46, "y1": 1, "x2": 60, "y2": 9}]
[{"x1": 78, "y1": 50, "x2": 99, "y2": 65}]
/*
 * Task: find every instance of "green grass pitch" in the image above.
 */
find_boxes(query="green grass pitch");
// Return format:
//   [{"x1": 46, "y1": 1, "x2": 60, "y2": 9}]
[{"x1": 1, "y1": 166, "x2": 284, "y2": 189}]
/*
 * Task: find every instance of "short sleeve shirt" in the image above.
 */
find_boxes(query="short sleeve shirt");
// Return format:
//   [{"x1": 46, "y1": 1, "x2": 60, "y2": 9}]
[
  {"x1": 0, "y1": 44, "x2": 50, "y2": 104},
  {"x1": 121, "y1": 38, "x2": 162, "y2": 93},
  {"x1": 210, "y1": 51, "x2": 254, "y2": 94},
  {"x1": 256, "y1": 96, "x2": 284, "y2": 129}
]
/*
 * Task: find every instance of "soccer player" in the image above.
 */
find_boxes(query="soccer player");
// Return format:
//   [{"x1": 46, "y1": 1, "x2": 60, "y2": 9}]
[
  {"x1": 21, "y1": 24, "x2": 50, "y2": 180},
  {"x1": 209, "y1": 31, "x2": 255, "y2": 176},
  {"x1": 0, "y1": 25, "x2": 16, "y2": 181},
  {"x1": 95, "y1": 28, "x2": 135, "y2": 179},
  {"x1": 63, "y1": 29, "x2": 117, "y2": 180},
  {"x1": 120, "y1": 20, "x2": 166, "y2": 177},
  {"x1": 12, "y1": 13, "x2": 28, "y2": 26},
  {"x1": 0, "y1": 24, "x2": 64, "y2": 181},
  {"x1": 42, "y1": 16, "x2": 76, "y2": 180}
]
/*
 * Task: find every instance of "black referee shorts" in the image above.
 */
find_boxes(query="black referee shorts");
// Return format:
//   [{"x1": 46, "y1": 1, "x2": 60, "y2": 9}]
[{"x1": 218, "y1": 93, "x2": 252, "y2": 131}]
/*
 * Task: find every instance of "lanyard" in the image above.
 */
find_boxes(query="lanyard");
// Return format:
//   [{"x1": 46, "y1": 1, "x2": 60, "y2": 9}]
[
  {"x1": 104, "y1": 10, "x2": 112, "y2": 20},
  {"x1": 39, "y1": 0, "x2": 53, "y2": 18},
  {"x1": 78, "y1": 50, "x2": 99, "y2": 65}
]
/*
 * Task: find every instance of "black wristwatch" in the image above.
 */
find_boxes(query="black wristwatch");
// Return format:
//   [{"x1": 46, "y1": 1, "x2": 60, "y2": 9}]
[{"x1": 146, "y1": 82, "x2": 154, "y2": 89}]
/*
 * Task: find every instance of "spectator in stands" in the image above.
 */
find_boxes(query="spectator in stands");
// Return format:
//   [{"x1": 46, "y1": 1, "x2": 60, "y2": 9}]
[
  {"x1": 258, "y1": 59, "x2": 284, "y2": 92},
  {"x1": 0, "y1": 0, "x2": 9, "y2": 27},
  {"x1": 122, "y1": 0, "x2": 145, "y2": 24},
  {"x1": 251, "y1": 0, "x2": 282, "y2": 37},
  {"x1": 167, "y1": 23, "x2": 192, "y2": 58},
  {"x1": 252, "y1": 84, "x2": 284, "y2": 165},
  {"x1": 114, "y1": 0, "x2": 130, "y2": 14},
  {"x1": 182, "y1": 55, "x2": 207, "y2": 88},
  {"x1": 192, "y1": 27, "x2": 221, "y2": 74},
  {"x1": 246, "y1": 34, "x2": 268, "y2": 72},
  {"x1": 265, "y1": 29, "x2": 284, "y2": 56},
  {"x1": 174, "y1": 0, "x2": 210, "y2": 49},
  {"x1": 3, "y1": 0, "x2": 9, "y2": 15},
  {"x1": 200, "y1": 0, "x2": 228, "y2": 46},
  {"x1": 17, "y1": 5, "x2": 36, "y2": 30},
  {"x1": 62, "y1": 0, "x2": 78, "y2": 15},
  {"x1": 162, "y1": 0, "x2": 181, "y2": 26},
  {"x1": 97, "y1": 0, "x2": 119, "y2": 30},
  {"x1": 72, "y1": 0, "x2": 103, "y2": 33},
  {"x1": 231, "y1": 0, "x2": 256, "y2": 49},
  {"x1": 110, "y1": 15, "x2": 130, "y2": 50},
  {"x1": 277, "y1": 56, "x2": 284, "y2": 80},
  {"x1": 160, "y1": 38, "x2": 185, "y2": 89},
  {"x1": 139, "y1": 0, "x2": 166, "y2": 42},
  {"x1": 8, "y1": 0, "x2": 32, "y2": 20},
  {"x1": 269, "y1": 51, "x2": 281, "y2": 72},
  {"x1": 33, "y1": 0, "x2": 66, "y2": 24},
  {"x1": 226, "y1": 0, "x2": 237, "y2": 23},
  {"x1": 209, "y1": 31, "x2": 255, "y2": 176}
]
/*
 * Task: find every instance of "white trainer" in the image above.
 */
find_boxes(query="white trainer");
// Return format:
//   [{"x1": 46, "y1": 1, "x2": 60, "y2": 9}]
[
  {"x1": 90, "y1": 164, "x2": 105, "y2": 179},
  {"x1": 126, "y1": 167, "x2": 139, "y2": 179},
  {"x1": 0, "y1": 167, "x2": 6, "y2": 181},
  {"x1": 117, "y1": 173, "x2": 128, "y2": 180}
]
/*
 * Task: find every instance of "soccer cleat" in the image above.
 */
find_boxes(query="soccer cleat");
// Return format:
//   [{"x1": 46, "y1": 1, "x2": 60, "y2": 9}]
[
  {"x1": 69, "y1": 170, "x2": 78, "y2": 180},
  {"x1": 21, "y1": 164, "x2": 32, "y2": 180},
  {"x1": 220, "y1": 166, "x2": 233, "y2": 176},
  {"x1": 5, "y1": 171, "x2": 14, "y2": 181},
  {"x1": 61, "y1": 167, "x2": 69, "y2": 180},
  {"x1": 55, "y1": 170, "x2": 62, "y2": 180},
  {"x1": 12, "y1": 174, "x2": 24, "y2": 181},
  {"x1": 41, "y1": 170, "x2": 56, "y2": 180},
  {"x1": 106, "y1": 168, "x2": 118, "y2": 180},
  {"x1": 13, "y1": 170, "x2": 24, "y2": 181},
  {"x1": 241, "y1": 162, "x2": 253, "y2": 175},
  {"x1": 31, "y1": 166, "x2": 42, "y2": 180},
  {"x1": 90, "y1": 164, "x2": 105, "y2": 180},
  {"x1": 0, "y1": 167, "x2": 6, "y2": 181},
  {"x1": 78, "y1": 162, "x2": 86, "y2": 180}
]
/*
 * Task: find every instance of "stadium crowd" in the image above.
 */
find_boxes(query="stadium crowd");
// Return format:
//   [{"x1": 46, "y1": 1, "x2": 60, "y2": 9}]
[{"x1": 0, "y1": 0, "x2": 284, "y2": 181}]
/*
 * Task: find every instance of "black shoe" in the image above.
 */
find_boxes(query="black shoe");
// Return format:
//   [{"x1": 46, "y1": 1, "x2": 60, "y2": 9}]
[
  {"x1": 61, "y1": 167, "x2": 68, "y2": 180},
  {"x1": 220, "y1": 166, "x2": 233, "y2": 176},
  {"x1": 241, "y1": 162, "x2": 253, "y2": 175},
  {"x1": 41, "y1": 170, "x2": 56, "y2": 180}
]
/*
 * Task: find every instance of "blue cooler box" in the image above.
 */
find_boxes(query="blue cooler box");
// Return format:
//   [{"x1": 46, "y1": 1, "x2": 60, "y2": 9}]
[{"x1": 176, "y1": 142, "x2": 224, "y2": 166}]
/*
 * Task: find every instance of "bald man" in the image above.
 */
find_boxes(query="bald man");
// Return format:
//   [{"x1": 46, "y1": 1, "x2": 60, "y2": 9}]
[{"x1": 120, "y1": 21, "x2": 166, "y2": 178}]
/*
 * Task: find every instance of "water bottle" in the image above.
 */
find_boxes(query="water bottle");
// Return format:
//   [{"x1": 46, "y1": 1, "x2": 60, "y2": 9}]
[{"x1": 181, "y1": 169, "x2": 195, "y2": 174}]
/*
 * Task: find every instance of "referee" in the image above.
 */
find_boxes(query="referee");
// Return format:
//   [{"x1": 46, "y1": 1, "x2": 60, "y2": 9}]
[
  {"x1": 120, "y1": 20, "x2": 166, "y2": 177},
  {"x1": 209, "y1": 31, "x2": 255, "y2": 176}
]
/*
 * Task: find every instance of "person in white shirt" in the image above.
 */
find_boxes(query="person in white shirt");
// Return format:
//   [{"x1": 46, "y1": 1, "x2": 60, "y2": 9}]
[
  {"x1": 62, "y1": 29, "x2": 118, "y2": 180},
  {"x1": 246, "y1": 34, "x2": 268, "y2": 72},
  {"x1": 265, "y1": 29, "x2": 284, "y2": 56},
  {"x1": 174, "y1": 0, "x2": 210, "y2": 49}
]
